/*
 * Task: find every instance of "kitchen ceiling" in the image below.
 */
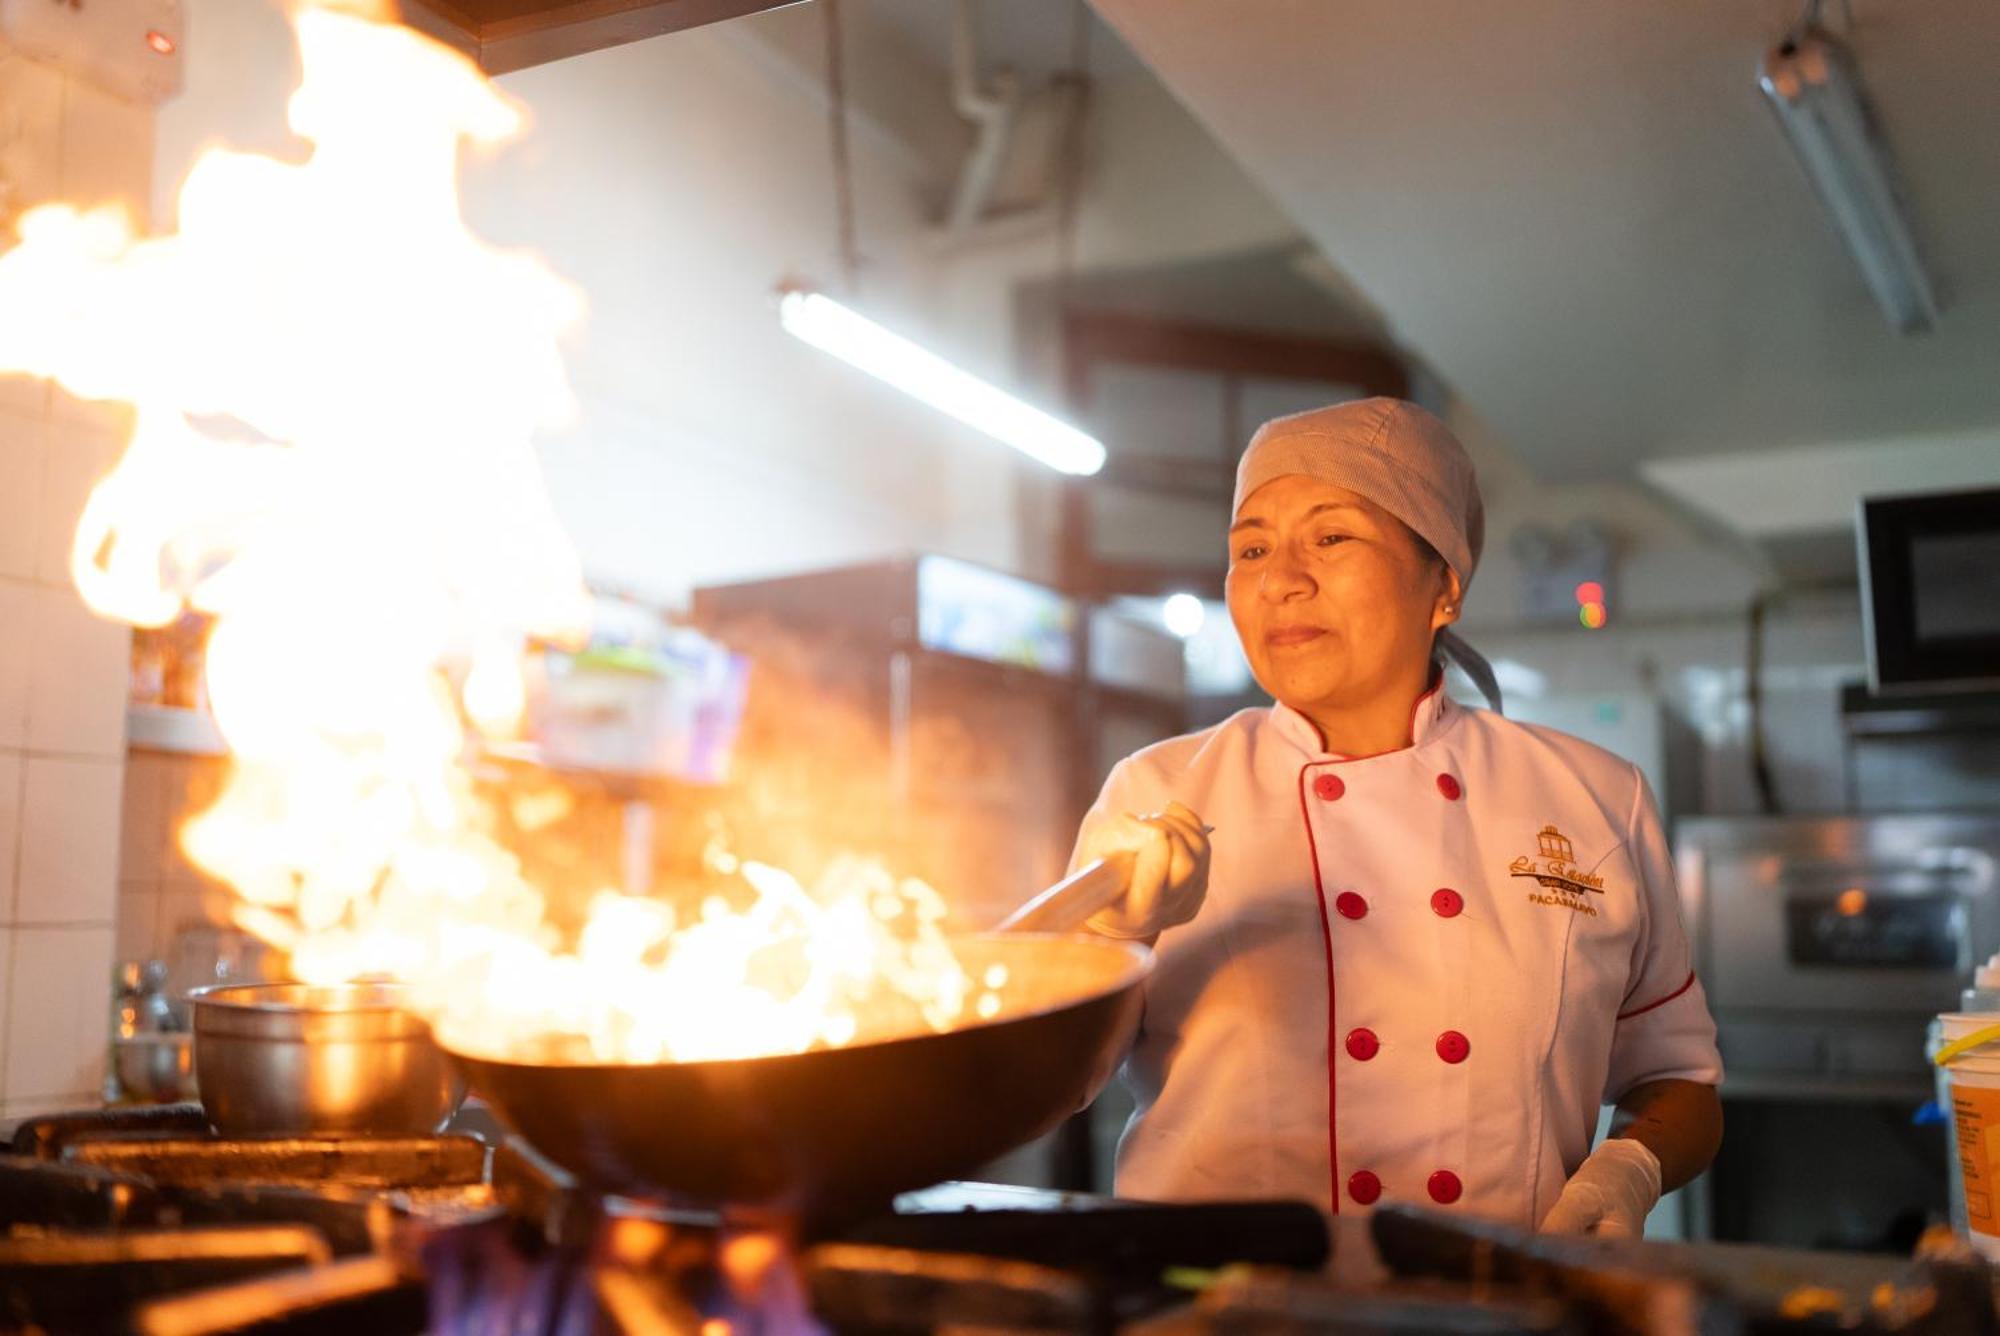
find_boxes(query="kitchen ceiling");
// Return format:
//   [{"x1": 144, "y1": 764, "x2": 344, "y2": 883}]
[
  {"x1": 866, "y1": 0, "x2": 1141, "y2": 80},
  {"x1": 1087, "y1": 0, "x2": 2000, "y2": 481}
]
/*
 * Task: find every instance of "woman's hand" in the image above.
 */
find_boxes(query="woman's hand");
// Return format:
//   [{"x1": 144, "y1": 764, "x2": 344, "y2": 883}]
[
  {"x1": 1077, "y1": 801, "x2": 1211, "y2": 940},
  {"x1": 1541, "y1": 1079, "x2": 1722, "y2": 1236},
  {"x1": 1538, "y1": 1138, "x2": 1660, "y2": 1237}
]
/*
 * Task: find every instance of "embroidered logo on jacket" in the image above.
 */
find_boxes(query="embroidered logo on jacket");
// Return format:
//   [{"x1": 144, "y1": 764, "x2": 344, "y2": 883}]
[{"x1": 1511, "y1": 826, "x2": 1604, "y2": 916}]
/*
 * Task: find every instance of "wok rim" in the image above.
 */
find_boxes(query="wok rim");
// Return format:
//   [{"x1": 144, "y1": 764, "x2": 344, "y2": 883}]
[{"x1": 435, "y1": 932, "x2": 1152, "y2": 1069}]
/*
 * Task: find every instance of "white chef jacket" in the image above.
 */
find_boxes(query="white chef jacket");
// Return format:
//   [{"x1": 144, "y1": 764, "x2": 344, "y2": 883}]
[{"x1": 1072, "y1": 681, "x2": 1722, "y2": 1228}]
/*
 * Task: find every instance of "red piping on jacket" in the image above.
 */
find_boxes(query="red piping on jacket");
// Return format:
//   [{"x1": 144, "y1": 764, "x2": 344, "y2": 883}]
[
  {"x1": 1296, "y1": 763, "x2": 1340, "y2": 1214},
  {"x1": 1616, "y1": 970, "x2": 1696, "y2": 1021}
]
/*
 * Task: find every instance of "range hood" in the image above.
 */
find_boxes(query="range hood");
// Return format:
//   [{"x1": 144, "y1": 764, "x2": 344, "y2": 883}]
[{"x1": 401, "y1": 0, "x2": 806, "y2": 75}]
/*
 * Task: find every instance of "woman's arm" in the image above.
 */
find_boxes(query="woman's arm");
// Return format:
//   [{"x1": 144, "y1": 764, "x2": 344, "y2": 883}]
[{"x1": 1610, "y1": 1077, "x2": 1723, "y2": 1192}]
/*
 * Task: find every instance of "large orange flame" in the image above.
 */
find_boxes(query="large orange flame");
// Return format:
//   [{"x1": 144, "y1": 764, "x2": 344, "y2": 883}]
[{"x1": 0, "y1": 2, "x2": 987, "y2": 1062}]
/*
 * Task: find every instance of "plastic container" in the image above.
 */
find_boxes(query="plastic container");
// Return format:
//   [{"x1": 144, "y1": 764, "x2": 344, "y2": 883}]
[
  {"x1": 1935, "y1": 1010, "x2": 2000, "y2": 1259},
  {"x1": 1930, "y1": 956, "x2": 2000, "y2": 1237}
]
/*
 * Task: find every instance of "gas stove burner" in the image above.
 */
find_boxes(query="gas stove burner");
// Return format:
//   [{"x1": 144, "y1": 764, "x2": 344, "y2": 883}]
[{"x1": 6, "y1": 1103, "x2": 1983, "y2": 1334}]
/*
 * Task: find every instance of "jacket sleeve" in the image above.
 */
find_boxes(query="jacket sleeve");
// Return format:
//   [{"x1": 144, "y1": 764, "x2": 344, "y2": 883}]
[{"x1": 1602, "y1": 768, "x2": 1724, "y2": 1102}]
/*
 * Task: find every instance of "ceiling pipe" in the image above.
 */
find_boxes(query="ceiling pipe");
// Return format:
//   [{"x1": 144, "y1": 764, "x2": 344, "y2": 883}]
[{"x1": 944, "y1": 0, "x2": 1021, "y2": 231}]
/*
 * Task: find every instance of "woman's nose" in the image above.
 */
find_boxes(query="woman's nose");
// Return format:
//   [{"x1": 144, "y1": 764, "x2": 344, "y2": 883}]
[{"x1": 1262, "y1": 545, "x2": 1315, "y2": 601}]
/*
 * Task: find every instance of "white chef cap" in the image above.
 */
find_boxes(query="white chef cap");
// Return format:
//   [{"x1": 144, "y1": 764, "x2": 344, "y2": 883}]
[
  {"x1": 1232, "y1": 397, "x2": 1501, "y2": 709},
  {"x1": 1232, "y1": 397, "x2": 1484, "y2": 592}
]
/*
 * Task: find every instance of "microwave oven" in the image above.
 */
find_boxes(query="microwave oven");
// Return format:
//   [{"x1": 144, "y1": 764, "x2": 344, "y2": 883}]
[{"x1": 1858, "y1": 486, "x2": 2000, "y2": 695}]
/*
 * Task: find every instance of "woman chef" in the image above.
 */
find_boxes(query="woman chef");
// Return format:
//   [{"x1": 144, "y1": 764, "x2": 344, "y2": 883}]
[{"x1": 1074, "y1": 398, "x2": 1722, "y2": 1236}]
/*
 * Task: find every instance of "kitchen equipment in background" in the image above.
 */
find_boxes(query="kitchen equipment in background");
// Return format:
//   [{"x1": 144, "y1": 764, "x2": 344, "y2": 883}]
[
  {"x1": 1678, "y1": 812, "x2": 2000, "y2": 1247},
  {"x1": 525, "y1": 631, "x2": 747, "y2": 782},
  {"x1": 107, "y1": 960, "x2": 194, "y2": 1105},
  {"x1": 692, "y1": 556, "x2": 1185, "y2": 930},
  {"x1": 1840, "y1": 685, "x2": 2000, "y2": 812},
  {"x1": 1859, "y1": 486, "x2": 2000, "y2": 695},
  {"x1": 190, "y1": 982, "x2": 465, "y2": 1137}
]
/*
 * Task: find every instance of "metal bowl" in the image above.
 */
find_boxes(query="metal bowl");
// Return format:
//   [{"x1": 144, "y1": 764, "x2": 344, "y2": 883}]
[
  {"x1": 113, "y1": 1031, "x2": 195, "y2": 1104},
  {"x1": 189, "y1": 982, "x2": 464, "y2": 1136}
]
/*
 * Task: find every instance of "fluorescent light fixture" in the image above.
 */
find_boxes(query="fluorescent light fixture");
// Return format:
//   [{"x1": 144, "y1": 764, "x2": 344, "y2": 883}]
[
  {"x1": 1758, "y1": 26, "x2": 1938, "y2": 334},
  {"x1": 1161, "y1": 592, "x2": 1206, "y2": 639},
  {"x1": 778, "y1": 288, "x2": 1106, "y2": 476}
]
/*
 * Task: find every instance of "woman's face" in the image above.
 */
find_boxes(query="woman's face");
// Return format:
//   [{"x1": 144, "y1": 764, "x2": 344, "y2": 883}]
[{"x1": 1225, "y1": 474, "x2": 1460, "y2": 723}]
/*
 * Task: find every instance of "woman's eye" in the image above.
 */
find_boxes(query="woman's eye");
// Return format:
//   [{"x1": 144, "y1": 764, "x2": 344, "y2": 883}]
[
  {"x1": 1316, "y1": 533, "x2": 1349, "y2": 548},
  {"x1": 1235, "y1": 544, "x2": 1267, "y2": 562}
]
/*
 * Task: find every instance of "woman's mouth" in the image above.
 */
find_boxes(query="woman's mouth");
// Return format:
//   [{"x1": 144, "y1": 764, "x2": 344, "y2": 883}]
[{"x1": 1264, "y1": 626, "x2": 1327, "y2": 648}]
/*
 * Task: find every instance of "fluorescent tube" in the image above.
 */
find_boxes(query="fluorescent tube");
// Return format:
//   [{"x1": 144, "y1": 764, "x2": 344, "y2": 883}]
[
  {"x1": 779, "y1": 288, "x2": 1106, "y2": 476},
  {"x1": 1759, "y1": 27, "x2": 1938, "y2": 334}
]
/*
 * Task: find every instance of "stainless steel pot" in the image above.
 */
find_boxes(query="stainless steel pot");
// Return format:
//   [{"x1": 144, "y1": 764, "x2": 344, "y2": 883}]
[{"x1": 189, "y1": 982, "x2": 464, "y2": 1136}]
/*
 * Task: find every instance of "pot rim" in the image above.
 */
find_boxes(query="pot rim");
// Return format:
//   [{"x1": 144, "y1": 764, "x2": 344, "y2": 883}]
[{"x1": 187, "y1": 981, "x2": 413, "y2": 1013}]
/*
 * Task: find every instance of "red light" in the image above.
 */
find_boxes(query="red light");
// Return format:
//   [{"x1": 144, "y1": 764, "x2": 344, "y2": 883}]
[
  {"x1": 145, "y1": 29, "x2": 177, "y2": 56},
  {"x1": 1574, "y1": 580, "x2": 1604, "y2": 605}
]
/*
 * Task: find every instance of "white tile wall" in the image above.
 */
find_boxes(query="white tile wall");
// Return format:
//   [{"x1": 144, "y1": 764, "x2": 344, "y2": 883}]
[
  {"x1": 34, "y1": 417, "x2": 122, "y2": 587},
  {"x1": 115, "y1": 881, "x2": 158, "y2": 963},
  {"x1": 0, "y1": 35, "x2": 150, "y2": 1114},
  {"x1": 17, "y1": 756, "x2": 122, "y2": 925},
  {"x1": 0, "y1": 408, "x2": 43, "y2": 580},
  {"x1": 0, "y1": 927, "x2": 10, "y2": 1102},
  {"x1": 4, "y1": 925, "x2": 113, "y2": 1102},
  {"x1": 0, "y1": 755, "x2": 17, "y2": 920},
  {"x1": 25, "y1": 585, "x2": 128, "y2": 758},
  {"x1": 119, "y1": 753, "x2": 170, "y2": 884},
  {"x1": 0, "y1": 582, "x2": 29, "y2": 749}
]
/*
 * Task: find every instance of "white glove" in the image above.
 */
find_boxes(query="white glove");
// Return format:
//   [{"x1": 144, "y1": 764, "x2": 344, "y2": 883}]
[
  {"x1": 1539, "y1": 1138, "x2": 1662, "y2": 1238},
  {"x1": 1076, "y1": 801, "x2": 1210, "y2": 939}
]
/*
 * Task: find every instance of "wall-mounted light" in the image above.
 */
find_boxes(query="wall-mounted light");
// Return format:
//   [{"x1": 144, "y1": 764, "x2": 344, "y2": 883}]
[{"x1": 778, "y1": 285, "x2": 1106, "y2": 476}]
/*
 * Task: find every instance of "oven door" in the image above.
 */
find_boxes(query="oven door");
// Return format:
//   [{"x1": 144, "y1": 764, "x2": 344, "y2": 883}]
[{"x1": 1683, "y1": 814, "x2": 2000, "y2": 1089}]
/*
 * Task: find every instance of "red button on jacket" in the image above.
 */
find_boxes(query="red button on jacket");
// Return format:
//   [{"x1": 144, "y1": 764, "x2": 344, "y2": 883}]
[
  {"x1": 1436, "y1": 1030, "x2": 1470, "y2": 1064},
  {"x1": 1313, "y1": 773, "x2": 1345, "y2": 802},
  {"x1": 1436, "y1": 773, "x2": 1463, "y2": 801},
  {"x1": 1335, "y1": 892, "x2": 1368, "y2": 920},
  {"x1": 1427, "y1": 1170, "x2": 1463, "y2": 1204},
  {"x1": 1348, "y1": 1170, "x2": 1382, "y2": 1206},
  {"x1": 1431, "y1": 887, "x2": 1464, "y2": 918},
  {"x1": 1345, "y1": 1027, "x2": 1380, "y2": 1061}
]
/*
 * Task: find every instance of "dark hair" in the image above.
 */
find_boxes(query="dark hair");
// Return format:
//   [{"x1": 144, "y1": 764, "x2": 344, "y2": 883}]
[{"x1": 1411, "y1": 531, "x2": 1447, "y2": 571}]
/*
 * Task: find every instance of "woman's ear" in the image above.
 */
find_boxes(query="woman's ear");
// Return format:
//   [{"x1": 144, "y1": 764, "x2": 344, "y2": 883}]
[{"x1": 1430, "y1": 565, "x2": 1464, "y2": 631}]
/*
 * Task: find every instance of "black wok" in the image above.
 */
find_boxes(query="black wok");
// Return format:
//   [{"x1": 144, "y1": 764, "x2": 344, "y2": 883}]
[{"x1": 446, "y1": 858, "x2": 1149, "y2": 1222}]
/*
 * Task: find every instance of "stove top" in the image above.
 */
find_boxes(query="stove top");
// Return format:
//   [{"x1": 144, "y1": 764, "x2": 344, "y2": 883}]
[{"x1": 3, "y1": 1104, "x2": 1991, "y2": 1335}]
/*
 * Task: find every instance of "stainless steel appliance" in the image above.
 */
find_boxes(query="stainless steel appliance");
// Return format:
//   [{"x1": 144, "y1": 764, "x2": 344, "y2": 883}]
[
  {"x1": 1859, "y1": 486, "x2": 2000, "y2": 696},
  {"x1": 1678, "y1": 812, "x2": 2000, "y2": 1247},
  {"x1": 1682, "y1": 813, "x2": 2000, "y2": 1096}
]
